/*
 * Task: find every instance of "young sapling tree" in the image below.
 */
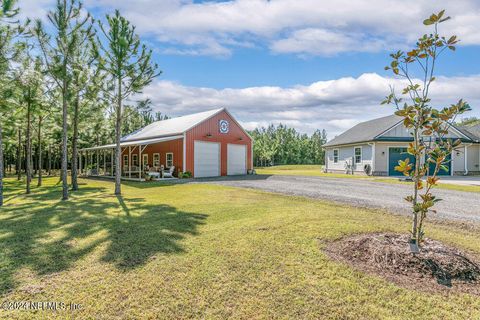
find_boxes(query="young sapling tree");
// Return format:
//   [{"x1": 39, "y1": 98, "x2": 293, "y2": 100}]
[{"x1": 382, "y1": 10, "x2": 471, "y2": 250}]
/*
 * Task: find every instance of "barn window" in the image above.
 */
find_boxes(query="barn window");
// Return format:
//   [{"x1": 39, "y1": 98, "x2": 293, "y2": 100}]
[
  {"x1": 142, "y1": 154, "x2": 148, "y2": 167},
  {"x1": 153, "y1": 153, "x2": 160, "y2": 167},
  {"x1": 333, "y1": 149, "x2": 339, "y2": 163},
  {"x1": 354, "y1": 147, "x2": 362, "y2": 164},
  {"x1": 123, "y1": 155, "x2": 128, "y2": 167},
  {"x1": 132, "y1": 154, "x2": 138, "y2": 166},
  {"x1": 166, "y1": 153, "x2": 173, "y2": 168}
]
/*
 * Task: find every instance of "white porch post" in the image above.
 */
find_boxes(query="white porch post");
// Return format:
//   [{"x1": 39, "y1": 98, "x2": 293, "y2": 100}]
[
  {"x1": 86, "y1": 151, "x2": 89, "y2": 176},
  {"x1": 96, "y1": 149, "x2": 99, "y2": 174},
  {"x1": 103, "y1": 149, "x2": 106, "y2": 175},
  {"x1": 128, "y1": 146, "x2": 131, "y2": 179},
  {"x1": 121, "y1": 147, "x2": 124, "y2": 177},
  {"x1": 139, "y1": 145, "x2": 142, "y2": 180}
]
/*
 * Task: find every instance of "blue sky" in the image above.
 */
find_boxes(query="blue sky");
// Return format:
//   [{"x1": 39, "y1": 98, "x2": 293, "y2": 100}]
[
  {"x1": 20, "y1": 0, "x2": 480, "y2": 136},
  {"x1": 158, "y1": 46, "x2": 480, "y2": 89}
]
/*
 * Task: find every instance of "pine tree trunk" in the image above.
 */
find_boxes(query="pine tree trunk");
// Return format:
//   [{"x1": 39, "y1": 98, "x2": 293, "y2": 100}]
[
  {"x1": 26, "y1": 98, "x2": 32, "y2": 195},
  {"x1": 71, "y1": 93, "x2": 79, "y2": 191},
  {"x1": 47, "y1": 145, "x2": 51, "y2": 176},
  {"x1": 37, "y1": 117, "x2": 43, "y2": 187},
  {"x1": 17, "y1": 129, "x2": 21, "y2": 180},
  {"x1": 114, "y1": 77, "x2": 122, "y2": 195},
  {"x1": 23, "y1": 144, "x2": 27, "y2": 174},
  {"x1": 61, "y1": 78, "x2": 69, "y2": 200},
  {"x1": 33, "y1": 147, "x2": 37, "y2": 175}
]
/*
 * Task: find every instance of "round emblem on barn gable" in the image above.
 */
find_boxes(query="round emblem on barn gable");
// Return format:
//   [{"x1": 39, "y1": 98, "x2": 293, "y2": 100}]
[{"x1": 219, "y1": 119, "x2": 229, "y2": 133}]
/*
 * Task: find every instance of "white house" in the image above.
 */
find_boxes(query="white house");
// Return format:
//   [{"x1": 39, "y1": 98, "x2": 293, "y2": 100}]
[{"x1": 323, "y1": 115, "x2": 480, "y2": 176}]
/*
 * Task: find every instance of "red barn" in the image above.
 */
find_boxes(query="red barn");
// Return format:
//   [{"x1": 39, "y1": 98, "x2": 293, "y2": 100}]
[{"x1": 79, "y1": 108, "x2": 253, "y2": 179}]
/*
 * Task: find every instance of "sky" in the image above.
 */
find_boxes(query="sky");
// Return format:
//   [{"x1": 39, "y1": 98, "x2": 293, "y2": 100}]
[{"x1": 19, "y1": 0, "x2": 480, "y2": 138}]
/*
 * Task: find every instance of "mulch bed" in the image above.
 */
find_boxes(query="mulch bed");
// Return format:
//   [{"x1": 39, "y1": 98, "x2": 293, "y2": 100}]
[{"x1": 324, "y1": 233, "x2": 480, "y2": 295}]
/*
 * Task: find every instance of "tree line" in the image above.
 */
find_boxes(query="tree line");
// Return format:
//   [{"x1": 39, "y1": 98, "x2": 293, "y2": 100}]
[
  {"x1": 457, "y1": 117, "x2": 480, "y2": 127},
  {"x1": 0, "y1": 0, "x2": 161, "y2": 205},
  {"x1": 249, "y1": 124, "x2": 327, "y2": 167}
]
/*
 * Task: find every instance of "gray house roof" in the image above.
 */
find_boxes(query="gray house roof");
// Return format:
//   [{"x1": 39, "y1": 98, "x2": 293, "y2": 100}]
[
  {"x1": 458, "y1": 124, "x2": 480, "y2": 143},
  {"x1": 324, "y1": 115, "x2": 480, "y2": 147},
  {"x1": 324, "y1": 115, "x2": 402, "y2": 147}
]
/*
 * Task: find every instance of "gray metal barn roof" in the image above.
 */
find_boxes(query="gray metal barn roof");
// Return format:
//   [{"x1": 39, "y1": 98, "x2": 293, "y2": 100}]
[{"x1": 121, "y1": 108, "x2": 224, "y2": 142}]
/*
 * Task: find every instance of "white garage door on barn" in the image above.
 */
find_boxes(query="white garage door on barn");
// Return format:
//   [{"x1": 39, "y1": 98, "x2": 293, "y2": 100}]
[
  {"x1": 194, "y1": 141, "x2": 220, "y2": 178},
  {"x1": 227, "y1": 144, "x2": 247, "y2": 175}
]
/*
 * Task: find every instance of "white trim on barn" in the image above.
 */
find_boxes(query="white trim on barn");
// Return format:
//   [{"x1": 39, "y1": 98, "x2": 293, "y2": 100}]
[{"x1": 183, "y1": 132, "x2": 187, "y2": 173}]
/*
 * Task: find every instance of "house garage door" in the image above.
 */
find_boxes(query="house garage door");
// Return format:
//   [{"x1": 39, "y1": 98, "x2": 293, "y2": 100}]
[
  {"x1": 389, "y1": 147, "x2": 415, "y2": 176},
  {"x1": 194, "y1": 141, "x2": 220, "y2": 178},
  {"x1": 227, "y1": 144, "x2": 247, "y2": 175}
]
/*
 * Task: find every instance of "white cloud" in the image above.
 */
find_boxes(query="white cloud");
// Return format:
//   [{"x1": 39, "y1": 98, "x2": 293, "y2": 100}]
[
  {"x1": 17, "y1": 0, "x2": 53, "y2": 21},
  {"x1": 18, "y1": 0, "x2": 480, "y2": 56},
  {"x1": 328, "y1": 119, "x2": 362, "y2": 131},
  {"x1": 138, "y1": 73, "x2": 480, "y2": 138},
  {"x1": 88, "y1": 0, "x2": 480, "y2": 56},
  {"x1": 270, "y1": 28, "x2": 392, "y2": 56}
]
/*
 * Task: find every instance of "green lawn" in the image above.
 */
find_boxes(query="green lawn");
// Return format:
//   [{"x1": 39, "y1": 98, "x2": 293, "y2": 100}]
[
  {"x1": 1, "y1": 177, "x2": 479, "y2": 319},
  {"x1": 256, "y1": 165, "x2": 480, "y2": 193}
]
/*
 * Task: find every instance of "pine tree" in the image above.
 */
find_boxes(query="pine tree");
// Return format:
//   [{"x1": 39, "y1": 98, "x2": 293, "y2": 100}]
[
  {"x1": 32, "y1": 0, "x2": 93, "y2": 200},
  {"x1": 97, "y1": 10, "x2": 160, "y2": 195}
]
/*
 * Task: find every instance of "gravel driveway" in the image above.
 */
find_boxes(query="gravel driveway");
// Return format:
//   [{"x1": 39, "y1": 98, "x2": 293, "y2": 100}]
[{"x1": 199, "y1": 175, "x2": 480, "y2": 223}]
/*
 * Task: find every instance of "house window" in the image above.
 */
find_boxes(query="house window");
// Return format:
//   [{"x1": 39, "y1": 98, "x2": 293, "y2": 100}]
[
  {"x1": 142, "y1": 154, "x2": 148, "y2": 167},
  {"x1": 153, "y1": 153, "x2": 160, "y2": 167},
  {"x1": 123, "y1": 154, "x2": 128, "y2": 167},
  {"x1": 333, "y1": 149, "x2": 339, "y2": 163},
  {"x1": 132, "y1": 154, "x2": 138, "y2": 166},
  {"x1": 166, "y1": 153, "x2": 173, "y2": 168},
  {"x1": 354, "y1": 147, "x2": 362, "y2": 164}
]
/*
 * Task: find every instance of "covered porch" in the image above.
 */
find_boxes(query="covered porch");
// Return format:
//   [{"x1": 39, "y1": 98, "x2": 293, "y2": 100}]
[{"x1": 79, "y1": 135, "x2": 183, "y2": 181}]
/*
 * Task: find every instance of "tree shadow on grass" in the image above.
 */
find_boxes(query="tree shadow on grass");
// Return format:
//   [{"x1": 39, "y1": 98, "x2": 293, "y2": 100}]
[{"x1": 0, "y1": 180, "x2": 207, "y2": 294}]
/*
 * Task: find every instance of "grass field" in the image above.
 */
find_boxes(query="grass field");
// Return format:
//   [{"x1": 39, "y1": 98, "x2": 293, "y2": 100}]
[
  {"x1": 1, "y1": 177, "x2": 479, "y2": 319},
  {"x1": 255, "y1": 165, "x2": 480, "y2": 193}
]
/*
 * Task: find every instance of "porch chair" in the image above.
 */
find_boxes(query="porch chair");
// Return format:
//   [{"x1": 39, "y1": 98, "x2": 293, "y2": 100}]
[
  {"x1": 147, "y1": 166, "x2": 160, "y2": 179},
  {"x1": 163, "y1": 166, "x2": 175, "y2": 178}
]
